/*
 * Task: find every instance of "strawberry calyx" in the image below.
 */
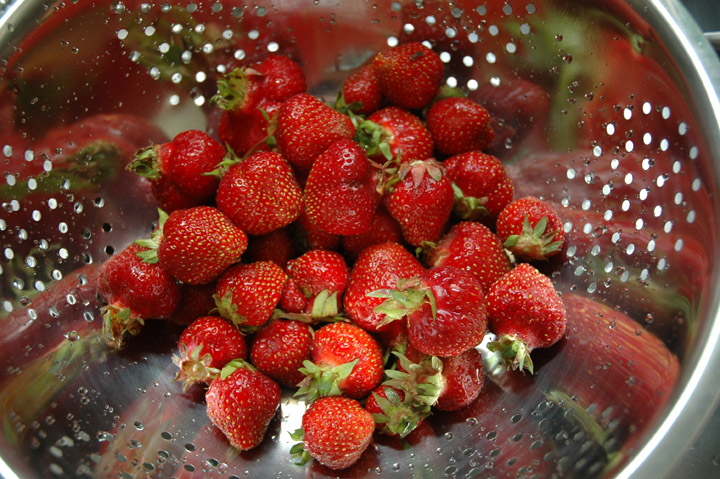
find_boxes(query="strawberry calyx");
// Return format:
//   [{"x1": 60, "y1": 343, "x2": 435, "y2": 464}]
[
  {"x1": 288, "y1": 428, "x2": 312, "y2": 465},
  {"x1": 219, "y1": 357, "x2": 258, "y2": 380},
  {"x1": 127, "y1": 144, "x2": 162, "y2": 181},
  {"x1": 101, "y1": 304, "x2": 144, "y2": 351},
  {"x1": 212, "y1": 66, "x2": 262, "y2": 112},
  {"x1": 369, "y1": 277, "x2": 437, "y2": 327},
  {"x1": 355, "y1": 118, "x2": 395, "y2": 162},
  {"x1": 370, "y1": 385, "x2": 429, "y2": 438},
  {"x1": 172, "y1": 343, "x2": 220, "y2": 392},
  {"x1": 384, "y1": 350, "x2": 444, "y2": 410},
  {"x1": 504, "y1": 214, "x2": 563, "y2": 260},
  {"x1": 333, "y1": 89, "x2": 365, "y2": 116},
  {"x1": 294, "y1": 358, "x2": 360, "y2": 403},
  {"x1": 133, "y1": 208, "x2": 169, "y2": 264},
  {"x1": 487, "y1": 334, "x2": 534, "y2": 374},
  {"x1": 212, "y1": 291, "x2": 258, "y2": 334},
  {"x1": 451, "y1": 183, "x2": 490, "y2": 221},
  {"x1": 272, "y1": 289, "x2": 347, "y2": 324}
]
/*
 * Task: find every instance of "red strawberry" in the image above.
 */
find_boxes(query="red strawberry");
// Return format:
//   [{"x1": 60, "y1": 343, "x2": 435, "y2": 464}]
[
  {"x1": 138, "y1": 206, "x2": 247, "y2": 285},
  {"x1": 372, "y1": 42, "x2": 443, "y2": 110},
  {"x1": 444, "y1": 151, "x2": 514, "y2": 221},
  {"x1": 373, "y1": 265, "x2": 487, "y2": 357},
  {"x1": 486, "y1": 263, "x2": 567, "y2": 374},
  {"x1": 293, "y1": 209, "x2": 341, "y2": 252},
  {"x1": 425, "y1": 97, "x2": 494, "y2": 156},
  {"x1": 127, "y1": 129, "x2": 225, "y2": 212},
  {"x1": 215, "y1": 151, "x2": 304, "y2": 236},
  {"x1": 279, "y1": 249, "x2": 349, "y2": 317},
  {"x1": 341, "y1": 206, "x2": 404, "y2": 261},
  {"x1": 217, "y1": 99, "x2": 282, "y2": 157},
  {"x1": 291, "y1": 396, "x2": 374, "y2": 470},
  {"x1": 425, "y1": 221, "x2": 511, "y2": 294},
  {"x1": 275, "y1": 93, "x2": 355, "y2": 174},
  {"x1": 383, "y1": 159, "x2": 454, "y2": 247},
  {"x1": 356, "y1": 106, "x2": 433, "y2": 164},
  {"x1": 304, "y1": 139, "x2": 381, "y2": 235},
  {"x1": 250, "y1": 318, "x2": 313, "y2": 388},
  {"x1": 173, "y1": 315, "x2": 247, "y2": 391},
  {"x1": 98, "y1": 243, "x2": 181, "y2": 349},
  {"x1": 496, "y1": 196, "x2": 565, "y2": 261},
  {"x1": 338, "y1": 63, "x2": 383, "y2": 115},
  {"x1": 343, "y1": 242, "x2": 425, "y2": 333},
  {"x1": 170, "y1": 282, "x2": 217, "y2": 326},
  {"x1": 297, "y1": 322, "x2": 384, "y2": 401},
  {"x1": 214, "y1": 261, "x2": 287, "y2": 332},
  {"x1": 433, "y1": 348, "x2": 485, "y2": 411},
  {"x1": 245, "y1": 228, "x2": 297, "y2": 266},
  {"x1": 205, "y1": 359, "x2": 280, "y2": 451}
]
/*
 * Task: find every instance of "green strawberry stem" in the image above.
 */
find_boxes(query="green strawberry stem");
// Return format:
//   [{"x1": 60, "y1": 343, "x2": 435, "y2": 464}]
[
  {"x1": 371, "y1": 386, "x2": 429, "y2": 438},
  {"x1": 487, "y1": 334, "x2": 534, "y2": 374},
  {"x1": 134, "y1": 208, "x2": 168, "y2": 264},
  {"x1": 294, "y1": 358, "x2": 359, "y2": 403},
  {"x1": 101, "y1": 304, "x2": 145, "y2": 351},
  {"x1": 355, "y1": 119, "x2": 394, "y2": 162},
  {"x1": 383, "y1": 351, "x2": 444, "y2": 410},
  {"x1": 451, "y1": 183, "x2": 490, "y2": 221},
  {"x1": 503, "y1": 214, "x2": 562, "y2": 260},
  {"x1": 333, "y1": 89, "x2": 365, "y2": 115}
]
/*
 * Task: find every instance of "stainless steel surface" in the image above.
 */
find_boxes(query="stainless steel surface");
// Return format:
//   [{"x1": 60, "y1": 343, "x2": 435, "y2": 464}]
[{"x1": 1, "y1": 0, "x2": 720, "y2": 478}]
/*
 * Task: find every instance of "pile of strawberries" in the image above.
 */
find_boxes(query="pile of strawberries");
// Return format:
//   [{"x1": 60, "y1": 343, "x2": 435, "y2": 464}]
[{"x1": 96, "y1": 41, "x2": 567, "y2": 470}]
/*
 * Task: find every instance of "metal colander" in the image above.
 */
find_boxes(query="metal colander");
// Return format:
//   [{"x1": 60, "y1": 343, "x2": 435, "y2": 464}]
[{"x1": 1, "y1": 0, "x2": 720, "y2": 478}]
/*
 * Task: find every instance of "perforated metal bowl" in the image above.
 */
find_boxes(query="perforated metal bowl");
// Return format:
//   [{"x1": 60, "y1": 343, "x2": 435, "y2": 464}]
[{"x1": 1, "y1": 1, "x2": 720, "y2": 478}]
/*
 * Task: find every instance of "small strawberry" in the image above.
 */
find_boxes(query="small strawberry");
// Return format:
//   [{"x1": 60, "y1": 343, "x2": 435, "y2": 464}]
[
  {"x1": 340, "y1": 206, "x2": 404, "y2": 261},
  {"x1": 343, "y1": 241, "x2": 425, "y2": 333},
  {"x1": 250, "y1": 318, "x2": 313, "y2": 388},
  {"x1": 215, "y1": 151, "x2": 304, "y2": 236},
  {"x1": 304, "y1": 139, "x2": 381, "y2": 235},
  {"x1": 173, "y1": 316, "x2": 247, "y2": 391},
  {"x1": 372, "y1": 42, "x2": 443, "y2": 110},
  {"x1": 214, "y1": 261, "x2": 287, "y2": 332},
  {"x1": 127, "y1": 129, "x2": 225, "y2": 212},
  {"x1": 425, "y1": 221, "x2": 511, "y2": 294},
  {"x1": 496, "y1": 196, "x2": 565, "y2": 261},
  {"x1": 245, "y1": 228, "x2": 297, "y2": 266},
  {"x1": 355, "y1": 106, "x2": 433, "y2": 164},
  {"x1": 383, "y1": 159, "x2": 454, "y2": 247},
  {"x1": 486, "y1": 263, "x2": 567, "y2": 374},
  {"x1": 425, "y1": 97, "x2": 494, "y2": 157},
  {"x1": 337, "y1": 63, "x2": 383, "y2": 115},
  {"x1": 444, "y1": 151, "x2": 514, "y2": 221},
  {"x1": 205, "y1": 359, "x2": 281, "y2": 451},
  {"x1": 297, "y1": 322, "x2": 384, "y2": 401},
  {"x1": 275, "y1": 93, "x2": 355, "y2": 174}
]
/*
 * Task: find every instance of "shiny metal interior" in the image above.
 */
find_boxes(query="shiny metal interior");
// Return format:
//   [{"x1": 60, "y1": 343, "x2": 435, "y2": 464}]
[{"x1": 1, "y1": 0, "x2": 720, "y2": 478}]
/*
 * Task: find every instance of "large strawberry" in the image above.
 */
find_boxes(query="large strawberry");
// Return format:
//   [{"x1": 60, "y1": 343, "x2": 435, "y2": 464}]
[
  {"x1": 215, "y1": 151, "x2": 304, "y2": 236},
  {"x1": 304, "y1": 139, "x2": 381, "y2": 235},
  {"x1": 127, "y1": 129, "x2": 225, "y2": 212},
  {"x1": 290, "y1": 396, "x2": 374, "y2": 470},
  {"x1": 275, "y1": 93, "x2": 355, "y2": 174},
  {"x1": 343, "y1": 241, "x2": 426, "y2": 333},
  {"x1": 205, "y1": 359, "x2": 281, "y2": 451},
  {"x1": 173, "y1": 315, "x2": 247, "y2": 391},
  {"x1": 486, "y1": 263, "x2": 567, "y2": 374},
  {"x1": 250, "y1": 318, "x2": 313, "y2": 388},
  {"x1": 338, "y1": 63, "x2": 383, "y2": 115},
  {"x1": 372, "y1": 41, "x2": 443, "y2": 110},
  {"x1": 496, "y1": 196, "x2": 565, "y2": 261},
  {"x1": 426, "y1": 97, "x2": 494, "y2": 156},
  {"x1": 355, "y1": 106, "x2": 433, "y2": 164}
]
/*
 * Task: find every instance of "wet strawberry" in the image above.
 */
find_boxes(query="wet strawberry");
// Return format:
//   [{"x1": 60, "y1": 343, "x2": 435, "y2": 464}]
[
  {"x1": 250, "y1": 318, "x2": 313, "y2": 388},
  {"x1": 217, "y1": 99, "x2": 282, "y2": 157},
  {"x1": 279, "y1": 249, "x2": 349, "y2": 317},
  {"x1": 338, "y1": 63, "x2": 383, "y2": 115},
  {"x1": 496, "y1": 196, "x2": 565, "y2": 261},
  {"x1": 356, "y1": 106, "x2": 433, "y2": 164},
  {"x1": 426, "y1": 97, "x2": 494, "y2": 156}
]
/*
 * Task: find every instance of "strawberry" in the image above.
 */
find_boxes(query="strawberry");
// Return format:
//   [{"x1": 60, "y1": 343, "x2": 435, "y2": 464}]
[
  {"x1": 383, "y1": 159, "x2": 454, "y2": 247},
  {"x1": 343, "y1": 241, "x2": 425, "y2": 333},
  {"x1": 340, "y1": 206, "x2": 404, "y2": 261},
  {"x1": 338, "y1": 63, "x2": 383, "y2": 115},
  {"x1": 205, "y1": 359, "x2": 281, "y2": 451},
  {"x1": 486, "y1": 263, "x2": 567, "y2": 374},
  {"x1": 98, "y1": 243, "x2": 180, "y2": 349},
  {"x1": 217, "y1": 98, "x2": 282, "y2": 157},
  {"x1": 137, "y1": 206, "x2": 247, "y2": 285},
  {"x1": 170, "y1": 282, "x2": 217, "y2": 326},
  {"x1": 249, "y1": 318, "x2": 313, "y2": 388},
  {"x1": 215, "y1": 151, "x2": 304, "y2": 236},
  {"x1": 304, "y1": 139, "x2": 381, "y2": 235},
  {"x1": 444, "y1": 151, "x2": 514, "y2": 221},
  {"x1": 433, "y1": 347, "x2": 485, "y2": 411},
  {"x1": 173, "y1": 315, "x2": 247, "y2": 391},
  {"x1": 293, "y1": 209, "x2": 341, "y2": 252},
  {"x1": 275, "y1": 93, "x2": 355, "y2": 174},
  {"x1": 355, "y1": 106, "x2": 433, "y2": 164},
  {"x1": 290, "y1": 396, "x2": 374, "y2": 470},
  {"x1": 496, "y1": 196, "x2": 565, "y2": 261},
  {"x1": 425, "y1": 97, "x2": 494, "y2": 157},
  {"x1": 245, "y1": 228, "x2": 297, "y2": 267},
  {"x1": 127, "y1": 129, "x2": 225, "y2": 212},
  {"x1": 297, "y1": 322, "x2": 384, "y2": 401},
  {"x1": 372, "y1": 265, "x2": 487, "y2": 357},
  {"x1": 214, "y1": 261, "x2": 287, "y2": 332},
  {"x1": 372, "y1": 41, "x2": 443, "y2": 110},
  {"x1": 425, "y1": 221, "x2": 512, "y2": 294}
]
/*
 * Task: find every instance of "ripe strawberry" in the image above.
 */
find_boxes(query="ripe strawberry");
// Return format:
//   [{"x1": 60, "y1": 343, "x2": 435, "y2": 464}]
[
  {"x1": 338, "y1": 63, "x2": 383, "y2": 115},
  {"x1": 275, "y1": 93, "x2": 355, "y2": 174},
  {"x1": 215, "y1": 151, "x2": 304, "y2": 236},
  {"x1": 383, "y1": 159, "x2": 454, "y2": 247},
  {"x1": 444, "y1": 151, "x2": 514, "y2": 221},
  {"x1": 245, "y1": 228, "x2": 297, "y2": 267},
  {"x1": 355, "y1": 106, "x2": 433, "y2": 164},
  {"x1": 98, "y1": 243, "x2": 180, "y2": 349},
  {"x1": 304, "y1": 139, "x2": 381, "y2": 235},
  {"x1": 250, "y1": 318, "x2": 313, "y2": 388},
  {"x1": 217, "y1": 98, "x2": 282, "y2": 157},
  {"x1": 486, "y1": 263, "x2": 567, "y2": 374},
  {"x1": 205, "y1": 359, "x2": 281, "y2": 451},
  {"x1": 372, "y1": 42, "x2": 443, "y2": 110},
  {"x1": 343, "y1": 241, "x2": 425, "y2": 333},
  {"x1": 173, "y1": 315, "x2": 247, "y2": 391},
  {"x1": 293, "y1": 209, "x2": 341, "y2": 252},
  {"x1": 433, "y1": 348, "x2": 485, "y2": 411},
  {"x1": 297, "y1": 322, "x2": 384, "y2": 401},
  {"x1": 341, "y1": 206, "x2": 404, "y2": 261},
  {"x1": 127, "y1": 129, "x2": 225, "y2": 212},
  {"x1": 291, "y1": 396, "x2": 374, "y2": 470},
  {"x1": 214, "y1": 261, "x2": 287, "y2": 332},
  {"x1": 137, "y1": 207, "x2": 247, "y2": 285},
  {"x1": 425, "y1": 97, "x2": 494, "y2": 156},
  {"x1": 170, "y1": 282, "x2": 216, "y2": 326},
  {"x1": 372, "y1": 265, "x2": 487, "y2": 357},
  {"x1": 496, "y1": 196, "x2": 565, "y2": 261},
  {"x1": 425, "y1": 221, "x2": 511, "y2": 294}
]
